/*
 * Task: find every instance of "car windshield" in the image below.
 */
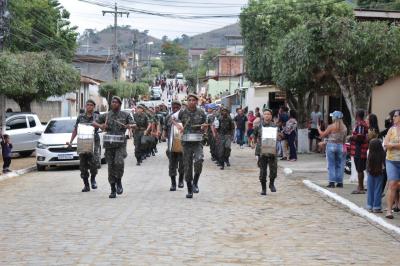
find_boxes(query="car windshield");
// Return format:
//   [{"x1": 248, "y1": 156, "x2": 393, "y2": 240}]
[{"x1": 44, "y1": 120, "x2": 75, "y2": 134}]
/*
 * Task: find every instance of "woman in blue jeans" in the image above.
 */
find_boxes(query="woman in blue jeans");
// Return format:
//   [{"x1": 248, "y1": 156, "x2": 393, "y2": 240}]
[{"x1": 318, "y1": 111, "x2": 347, "y2": 188}]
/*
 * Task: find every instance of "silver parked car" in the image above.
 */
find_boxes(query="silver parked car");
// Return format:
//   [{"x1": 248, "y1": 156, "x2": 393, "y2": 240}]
[{"x1": 5, "y1": 112, "x2": 44, "y2": 157}]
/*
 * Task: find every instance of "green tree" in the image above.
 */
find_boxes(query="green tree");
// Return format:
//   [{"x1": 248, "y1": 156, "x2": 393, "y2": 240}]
[
  {"x1": 7, "y1": 0, "x2": 78, "y2": 62},
  {"x1": 240, "y1": 0, "x2": 352, "y2": 84},
  {"x1": 320, "y1": 17, "x2": 400, "y2": 120},
  {"x1": 99, "y1": 81, "x2": 149, "y2": 107},
  {"x1": 161, "y1": 41, "x2": 188, "y2": 76},
  {"x1": 0, "y1": 52, "x2": 80, "y2": 112}
]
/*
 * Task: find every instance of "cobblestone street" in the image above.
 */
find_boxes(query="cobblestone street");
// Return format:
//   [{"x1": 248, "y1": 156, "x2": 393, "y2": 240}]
[{"x1": 0, "y1": 143, "x2": 398, "y2": 265}]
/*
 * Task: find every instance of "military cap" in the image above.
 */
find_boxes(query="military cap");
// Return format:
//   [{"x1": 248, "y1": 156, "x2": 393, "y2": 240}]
[
  {"x1": 221, "y1": 106, "x2": 229, "y2": 112},
  {"x1": 136, "y1": 104, "x2": 145, "y2": 110},
  {"x1": 112, "y1": 96, "x2": 122, "y2": 105},
  {"x1": 171, "y1": 100, "x2": 181, "y2": 106},
  {"x1": 187, "y1": 93, "x2": 199, "y2": 100},
  {"x1": 86, "y1": 99, "x2": 96, "y2": 106}
]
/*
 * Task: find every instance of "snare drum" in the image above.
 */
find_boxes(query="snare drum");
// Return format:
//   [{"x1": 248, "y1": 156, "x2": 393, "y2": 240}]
[
  {"x1": 261, "y1": 127, "x2": 278, "y2": 155},
  {"x1": 77, "y1": 124, "x2": 95, "y2": 154},
  {"x1": 182, "y1": 133, "x2": 203, "y2": 142},
  {"x1": 103, "y1": 134, "x2": 125, "y2": 145}
]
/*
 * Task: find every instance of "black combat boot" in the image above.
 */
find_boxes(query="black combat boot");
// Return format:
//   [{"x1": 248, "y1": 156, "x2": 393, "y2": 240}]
[
  {"x1": 82, "y1": 178, "x2": 90, "y2": 192},
  {"x1": 260, "y1": 181, "x2": 267, "y2": 196},
  {"x1": 226, "y1": 159, "x2": 231, "y2": 167},
  {"x1": 219, "y1": 161, "x2": 224, "y2": 170},
  {"x1": 91, "y1": 175, "x2": 97, "y2": 189},
  {"x1": 326, "y1": 182, "x2": 335, "y2": 188},
  {"x1": 193, "y1": 174, "x2": 200, "y2": 193},
  {"x1": 136, "y1": 156, "x2": 141, "y2": 166},
  {"x1": 269, "y1": 177, "x2": 276, "y2": 192},
  {"x1": 178, "y1": 175, "x2": 184, "y2": 188},
  {"x1": 116, "y1": 179, "x2": 123, "y2": 195},
  {"x1": 186, "y1": 182, "x2": 193, "y2": 198},
  {"x1": 170, "y1": 176, "x2": 177, "y2": 191},
  {"x1": 109, "y1": 183, "x2": 117, "y2": 198}
]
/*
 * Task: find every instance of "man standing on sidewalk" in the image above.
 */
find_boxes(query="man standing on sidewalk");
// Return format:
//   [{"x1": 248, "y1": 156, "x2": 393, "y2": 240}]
[
  {"x1": 93, "y1": 96, "x2": 135, "y2": 199},
  {"x1": 234, "y1": 108, "x2": 247, "y2": 149},
  {"x1": 350, "y1": 109, "x2": 369, "y2": 194},
  {"x1": 215, "y1": 107, "x2": 235, "y2": 170},
  {"x1": 309, "y1": 104, "x2": 323, "y2": 152},
  {"x1": 175, "y1": 93, "x2": 207, "y2": 199},
  {"x1": 67, "y1": 99, "x2": 100, "y2": 193}
]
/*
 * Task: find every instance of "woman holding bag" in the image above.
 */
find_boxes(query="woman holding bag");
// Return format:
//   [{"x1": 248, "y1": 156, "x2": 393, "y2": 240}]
[{"x1": 318, "y1": 111, "x2": 347, "y2": 188}]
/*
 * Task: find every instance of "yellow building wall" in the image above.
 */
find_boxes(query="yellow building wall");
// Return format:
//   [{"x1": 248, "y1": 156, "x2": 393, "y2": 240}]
[{"x1": 371, "y1": 75, "x2": 400, "y2": 130}]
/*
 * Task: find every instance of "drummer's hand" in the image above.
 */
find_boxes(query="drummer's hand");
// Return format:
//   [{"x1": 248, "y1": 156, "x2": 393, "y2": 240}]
[{"x1": 100, "y1": 124, "x2": 107, "y2": 131}]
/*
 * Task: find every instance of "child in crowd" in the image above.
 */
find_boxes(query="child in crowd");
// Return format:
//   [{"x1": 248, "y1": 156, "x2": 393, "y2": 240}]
[
  {"x1": 1, "y1": 134, "x2": 13, "y2": 173},
  {"x1": 366, "y1": 138, "x2": 386, "y2": 213}
]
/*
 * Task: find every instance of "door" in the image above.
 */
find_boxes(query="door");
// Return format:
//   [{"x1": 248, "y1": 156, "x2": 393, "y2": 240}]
[
  {"x1": 5, "y1": 116, "x2": 30, "y2": 152},
  {"x1": 27, "y1": 115, "x2": 41, "y2": 149}
]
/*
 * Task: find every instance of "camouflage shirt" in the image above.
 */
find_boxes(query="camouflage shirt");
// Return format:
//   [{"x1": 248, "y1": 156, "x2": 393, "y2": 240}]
[
  {"x1": 217, "y1": 115, "x2": 235, "y2": 136},
  {"x1": 96, "y1": 110, "x2": 134, "y2": 136},
  {"x1": 178, "y1": 107, "x2": 206, "y2": 135},
  {"x1": 133, "y1": 113, "x2": 149, "y2": 129}
]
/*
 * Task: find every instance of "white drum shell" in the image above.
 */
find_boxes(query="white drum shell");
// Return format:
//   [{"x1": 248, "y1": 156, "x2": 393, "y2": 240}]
[
  {"x1": 261, "y1": 127, "x2": 277, "y2": 155},
  {"x1": 182, "y1": 133, "x2": 203, "y2": 142},
  {"x1": 103, "y1": 134, "x2": 125, "y2": 145},
  {"x1": 77, "y1": 124, "x2": 95, "y2": 154}
]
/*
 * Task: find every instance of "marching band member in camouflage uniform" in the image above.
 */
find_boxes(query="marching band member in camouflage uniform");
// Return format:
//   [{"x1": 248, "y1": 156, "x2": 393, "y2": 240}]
[
  {"x1": 253, "y1": 108, "x2": 278, "y2": 196},
  {"x1": 162, "y1": 100, "x2": 184, "y2": 191},
  {"x1": 174, "y1": 93, "x2": 207, "y2": 199},
  {"x1": 68, "y1": 99, "x2": 100, "y2": 192},
  {"x1": 93, "y1": 96, "x2": 135, "y2": 199},
  {"x1": 133, "y1": 104, "x2": 151, "y2": 166},
  {"x1": 214, "y1": 107, "x2": 235, "y2": 170}
]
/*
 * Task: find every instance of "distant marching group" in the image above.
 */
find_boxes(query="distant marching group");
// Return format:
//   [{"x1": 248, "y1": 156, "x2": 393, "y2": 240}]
[{"x1": 71, "y1": 94, "x2": 279, "y2": 199}]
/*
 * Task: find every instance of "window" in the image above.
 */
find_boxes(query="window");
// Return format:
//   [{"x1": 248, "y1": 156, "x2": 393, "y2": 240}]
[
  {"x1": 44, "y1": 120, "x2": 75, "y2": 134},
  {"x1": 28, "y1": 116, "x2": 36, "y2": 128},
  {"x1": 7, "y1": 117, "x2": 27, "y2": 130}
]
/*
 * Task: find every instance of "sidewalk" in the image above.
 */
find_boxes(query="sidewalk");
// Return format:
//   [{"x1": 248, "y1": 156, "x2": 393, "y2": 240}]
[
  {"x1": 280, "y1": 153, "x2": 400, "y2": 228},
  {"x1": 0, "y1": 153, "x2": 36, "y2": 181}
]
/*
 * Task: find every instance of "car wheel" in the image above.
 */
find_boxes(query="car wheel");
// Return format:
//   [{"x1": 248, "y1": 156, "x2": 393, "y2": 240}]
[
  {"x1": 20, "y1": 151, "x2": 33, "y2": 157},
  {"x1": 37, "y1": 164, "x2": 46, "y2": 171}
]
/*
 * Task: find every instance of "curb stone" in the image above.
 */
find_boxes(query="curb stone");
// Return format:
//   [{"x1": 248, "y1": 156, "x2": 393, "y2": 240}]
[
  {"x1": 0, "y1": 165, "x2": 36, "y2": 182},
  {"x1": 303, "y1": 179, "x2": 400, "y2": 236}
]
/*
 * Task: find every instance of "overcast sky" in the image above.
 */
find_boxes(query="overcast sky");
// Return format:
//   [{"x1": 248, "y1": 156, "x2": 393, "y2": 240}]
[{"x1": 58, "y1": 0, "x2": 248, "y2": 39}]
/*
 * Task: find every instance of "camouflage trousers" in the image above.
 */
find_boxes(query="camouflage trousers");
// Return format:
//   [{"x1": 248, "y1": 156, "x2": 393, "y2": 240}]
[
  {"x1": 258, "y1": 154, "x2": 277, "y2": 182},
  {"x1": 105, "y1": 145, "x2": 127, "y2": 184},
  {"x1": 79, "y1": 152, "x2": 98, "y2": 180},
  {"x1": 182, "y1": 142, "x2": 204, "y2": 183},
  {"x1": 208, "y1": 132, "x2": 217, "y2": 160},
  {"x1": 134, "y1": 130, "x2": 145, "y2": 160},
  {"x1": 167, "y1": 150, "x2": 184, "y2": 177},
  {"x1": 217, "y1": 134, "x2": 232, "y2": 164}
]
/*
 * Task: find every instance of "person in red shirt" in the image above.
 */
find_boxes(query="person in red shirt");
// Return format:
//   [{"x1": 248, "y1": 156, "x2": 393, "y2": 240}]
[
  {"x1": 350, "y1": 110, "x2": 369, "y2": 194},
  {"x1": 247, "y1": 111, "x2": 256, "y2": 147}
]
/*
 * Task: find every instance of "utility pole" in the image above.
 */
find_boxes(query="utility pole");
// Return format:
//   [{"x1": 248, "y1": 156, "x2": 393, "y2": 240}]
[
  {"x1": 131, "y1": 32, "x2": 137, "y2": 82},
  {"x1": 0, "y1": 0, "x2": 9, "y2": 134},
  {"x1": 102, "y1": 2, "x2": 129, "y2": 80}
]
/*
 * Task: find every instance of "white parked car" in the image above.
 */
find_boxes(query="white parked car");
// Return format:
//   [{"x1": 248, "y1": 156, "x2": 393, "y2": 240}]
[
  {"x1": 5, "y1": 112, "x2": 44, "y2": 157},
  {"x1": 176, "y1": 73, "x2": 184, "y2": 80},
  {"x1": 36, "y1": 117, "x2": 105, "y2": 171}
]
